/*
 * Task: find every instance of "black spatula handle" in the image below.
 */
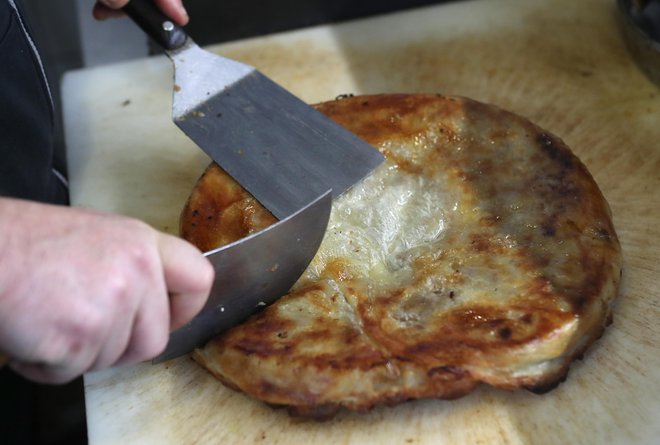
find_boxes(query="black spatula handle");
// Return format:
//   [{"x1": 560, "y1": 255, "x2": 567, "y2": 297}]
[{"x1": 122, "y1": 0, "x2": 188, "y2": 51}]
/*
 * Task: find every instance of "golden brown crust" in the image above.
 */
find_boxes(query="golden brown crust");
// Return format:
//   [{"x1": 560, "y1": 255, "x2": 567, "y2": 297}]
[
  {"x1": 180, "y1": 166, "x2": 276, "y2": 250},
  {"x1": 183, "y1": 94, "x2": 622, "y2": 417}
]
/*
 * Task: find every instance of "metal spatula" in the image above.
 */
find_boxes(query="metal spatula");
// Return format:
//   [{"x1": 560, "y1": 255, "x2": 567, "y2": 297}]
[
  {"x1": 122, "y1": 1, "x2": 383, "y2": 361},
  {"x1": 123, "y1": 0, "x2": 384, "y2": 220},
  {"x1": 153, "y1": 191, "x2": 332, "y2": 362}
]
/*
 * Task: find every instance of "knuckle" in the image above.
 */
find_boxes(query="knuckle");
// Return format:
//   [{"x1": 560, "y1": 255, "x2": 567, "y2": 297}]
[
  {"x1": 69, "y1": 307, "x2": 106, "y2": 347},
  {"x1": 105, "y1": 219, "x2": 159, "y2": 281},
  {"x1": 128, "y1": 246, "x2": 154, "y2": 275},
  {"x1": 35, "y1": 307, "x2": 106, "y2": 365},
  {"x1": 105, "y1": 272, "x2": 131, "y2": 304},
  {"x1": 110, "y1": 246, "x2": 158, "y2": 287},
  {"x1": 122, "y1": 230, "x2": 159, "y2": 275}
]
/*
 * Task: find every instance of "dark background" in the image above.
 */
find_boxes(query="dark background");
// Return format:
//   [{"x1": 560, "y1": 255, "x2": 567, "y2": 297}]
[{"x1": 184, "y1": 0, "x2": 455, "y2": 45}]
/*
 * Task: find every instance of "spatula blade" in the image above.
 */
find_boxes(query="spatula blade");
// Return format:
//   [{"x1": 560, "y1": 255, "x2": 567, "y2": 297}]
[
  {"x1": 153, "y1": 190, "x2": 332, "y2": 363},
  {"x1": 169, "y1": 42, "x2": 384, "y2": 219}
]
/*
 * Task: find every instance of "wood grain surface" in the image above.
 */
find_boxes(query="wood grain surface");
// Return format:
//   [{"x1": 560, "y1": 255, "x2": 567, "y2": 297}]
[{"x1": 63, "y1": 0, "x2": 660, "y2": 443}]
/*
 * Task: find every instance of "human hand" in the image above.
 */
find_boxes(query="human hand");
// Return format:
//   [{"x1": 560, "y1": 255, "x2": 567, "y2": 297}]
[
  {"x1": 0, "y1": 198, "x2": 213, "y2": 383},
  {"x1": 93, "y1": 0, "x2": 189, "y2": 26}
]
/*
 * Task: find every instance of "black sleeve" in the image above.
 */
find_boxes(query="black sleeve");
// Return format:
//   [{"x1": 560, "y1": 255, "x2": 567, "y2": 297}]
[{"x1": 0, "y1": 0, "x2": 68, "y2": 205}]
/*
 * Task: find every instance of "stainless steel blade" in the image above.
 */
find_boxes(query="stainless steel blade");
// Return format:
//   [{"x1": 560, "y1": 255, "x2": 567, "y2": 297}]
[
  {"x1": 153, "y1": 190, "x2": 332, "y2": 363},
  {"x1": 120, "y1": 3, "x2": 377, "y2": 362},
  {"x1": 167, "y1": 40, "x2": 384, "y2": 219}
]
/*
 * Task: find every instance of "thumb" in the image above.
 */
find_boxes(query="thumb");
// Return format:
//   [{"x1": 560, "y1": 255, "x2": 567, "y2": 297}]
[{"x1": 158, "y1": 233, "x2": 214, "y2": 330}]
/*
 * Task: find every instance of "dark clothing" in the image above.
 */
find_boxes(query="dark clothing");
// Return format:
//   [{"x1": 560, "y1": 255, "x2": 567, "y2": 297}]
[
  {"x1": 0, "y1": 0, "x2": 67, "y2": 204},
  {"x1": 1, "y1": 2, "x2": 83, "y2": 444}
]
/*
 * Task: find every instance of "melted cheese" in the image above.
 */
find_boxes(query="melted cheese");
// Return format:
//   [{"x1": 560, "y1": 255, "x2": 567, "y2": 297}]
[{"x1": 299, "y1": 160, "x2": 451, "y2": 292}]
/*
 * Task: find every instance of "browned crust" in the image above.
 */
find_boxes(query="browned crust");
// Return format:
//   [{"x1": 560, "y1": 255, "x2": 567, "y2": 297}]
[{"x1": 183, "y1": 94, "x2": 622, "y2": 417}]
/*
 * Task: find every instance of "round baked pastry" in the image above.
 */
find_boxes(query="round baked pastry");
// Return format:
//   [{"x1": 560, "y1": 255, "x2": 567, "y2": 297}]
[{"x1": 182, "y1": 94, "x2": 622, "y2": 418}]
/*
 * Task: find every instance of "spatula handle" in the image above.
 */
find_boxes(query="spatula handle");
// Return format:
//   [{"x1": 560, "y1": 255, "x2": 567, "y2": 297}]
[{"x1": 123, "y1": 0, "x2": 188, "y2": 51}]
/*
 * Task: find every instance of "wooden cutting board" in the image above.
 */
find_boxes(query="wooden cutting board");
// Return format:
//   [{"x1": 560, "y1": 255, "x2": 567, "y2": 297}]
[{"x1": 62, "y1": 0, "x2": 660, "y2": 443}]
